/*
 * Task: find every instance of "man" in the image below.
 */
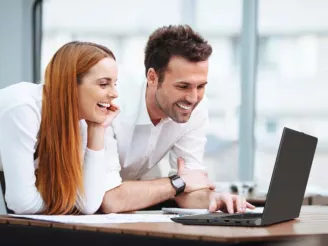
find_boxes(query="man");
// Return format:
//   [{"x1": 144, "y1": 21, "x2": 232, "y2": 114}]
[{"x1": 101, "y1": 25, "x2": 254, "y2": 214}]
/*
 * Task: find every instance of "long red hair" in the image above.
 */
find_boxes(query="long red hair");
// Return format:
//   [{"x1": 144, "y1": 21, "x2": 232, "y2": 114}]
[{"x1": 36, "y1": 41, "x2": 115, "y2": 214}]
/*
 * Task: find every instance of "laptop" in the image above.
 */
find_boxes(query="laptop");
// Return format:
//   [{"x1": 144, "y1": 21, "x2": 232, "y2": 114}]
[{"x1": 171, "y1": 127, "x2": 318, "y2": 227}]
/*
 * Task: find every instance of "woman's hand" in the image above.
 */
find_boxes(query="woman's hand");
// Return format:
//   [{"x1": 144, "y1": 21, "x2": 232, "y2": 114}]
[
  {"x1": 86, "y1": 103, "x2": 120, "y2": 151},
  {"x1": 100, "y1": 103, "x2": 120, "y2": 128}
]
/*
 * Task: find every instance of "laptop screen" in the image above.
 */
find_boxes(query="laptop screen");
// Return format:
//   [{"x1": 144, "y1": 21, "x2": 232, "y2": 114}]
[{"x1": 262, "y1": 127, "x2": 317, "y2": 224}]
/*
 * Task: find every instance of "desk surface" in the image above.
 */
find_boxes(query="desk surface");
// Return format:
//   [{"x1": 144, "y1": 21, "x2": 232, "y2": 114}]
[{"x1": 1, "y1": 206, "x2": 328, "y2": 244}]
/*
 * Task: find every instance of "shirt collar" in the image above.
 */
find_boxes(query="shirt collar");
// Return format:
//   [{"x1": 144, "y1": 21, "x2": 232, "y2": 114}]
[{"x1": 136, "y1": 82, "x2": 153, "y2": 125}]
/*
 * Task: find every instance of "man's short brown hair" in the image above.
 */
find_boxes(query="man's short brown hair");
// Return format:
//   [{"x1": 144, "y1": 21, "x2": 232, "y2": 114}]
[{"x1": 144, "y1": 25, "x2": 212, "y2": 83}]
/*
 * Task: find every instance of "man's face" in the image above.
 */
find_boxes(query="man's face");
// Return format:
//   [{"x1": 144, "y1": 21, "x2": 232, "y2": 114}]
[{"x1": 153, "y1": 56, "x2": 208, "y2": 123}]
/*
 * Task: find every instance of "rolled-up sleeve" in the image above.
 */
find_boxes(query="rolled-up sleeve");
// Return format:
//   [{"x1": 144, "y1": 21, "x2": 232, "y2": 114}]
[
  {"x1": 103, "y1": 126, "x2": 122, "y2": 191},
  {"x1": 76, "y1": 123, "x2": 122, "y2": 214}
]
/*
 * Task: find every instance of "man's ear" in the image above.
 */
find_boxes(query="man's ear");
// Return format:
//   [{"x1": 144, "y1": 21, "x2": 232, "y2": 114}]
[{"x1": 146, "y1": 68, "x2": 158, "y2": 87}]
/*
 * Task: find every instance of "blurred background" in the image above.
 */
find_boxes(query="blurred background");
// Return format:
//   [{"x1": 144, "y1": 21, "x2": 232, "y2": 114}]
[{"x1": 1, "y1": 0, "x2": 328, "y2": 194}]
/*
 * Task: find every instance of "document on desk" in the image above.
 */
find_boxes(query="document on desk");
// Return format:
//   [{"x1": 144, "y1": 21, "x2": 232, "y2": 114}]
[{"x1": 8, "y1": 213, "x2": 176, "y2": 224}]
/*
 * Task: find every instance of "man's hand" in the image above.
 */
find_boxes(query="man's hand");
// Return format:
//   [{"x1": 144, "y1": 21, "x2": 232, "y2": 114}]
[
  {"x1": 177, "y1": 157, "x2": 216, "y2": 193},
  {"x1": 208, "y1": 192, "x2": 256, "y2": 213},
  {"x1": 175, "y1": 189, "x2": 256, "y2": 214}
]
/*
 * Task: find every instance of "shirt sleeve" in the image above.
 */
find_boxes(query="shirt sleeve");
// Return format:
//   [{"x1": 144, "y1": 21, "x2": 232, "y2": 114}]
[
  {"x1": 75, "y1": 123, "x2": 122, "y2": 214},
  {"x1": 0, "y1": 105, "x2": 45, "y2": 214},
  {"x1": 168, "y1": 99, "x2": 209, "y2": 176},
  {"x1": 103, "y1": 126, "x2": 122, "y2": 190}
]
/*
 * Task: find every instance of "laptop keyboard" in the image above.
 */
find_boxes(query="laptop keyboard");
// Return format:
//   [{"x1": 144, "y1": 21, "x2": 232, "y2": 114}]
[{"x1": 223, "y1": 213, "x2": 263, "y2": 220}]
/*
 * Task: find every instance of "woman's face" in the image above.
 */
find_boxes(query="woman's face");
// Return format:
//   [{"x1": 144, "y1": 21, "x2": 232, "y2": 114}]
[{"x1": 78, "y1": 57, "x2": 118, "y2": 124}]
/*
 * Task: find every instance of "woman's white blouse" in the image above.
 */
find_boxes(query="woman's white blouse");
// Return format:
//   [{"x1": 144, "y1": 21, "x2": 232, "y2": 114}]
[{"x1": 0, "y1": 82, "x2": 122, "y2": 214}]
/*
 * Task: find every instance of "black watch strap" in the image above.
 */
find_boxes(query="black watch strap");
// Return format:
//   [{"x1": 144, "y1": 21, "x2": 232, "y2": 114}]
[{"x1": 169, "y1": 175, "x2": 186, "y2": 196}]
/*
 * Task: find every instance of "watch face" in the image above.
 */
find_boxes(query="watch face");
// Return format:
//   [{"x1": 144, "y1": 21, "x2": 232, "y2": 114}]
[{"x1": 173, "y1": 177, "x2": 185, "y2": 188}]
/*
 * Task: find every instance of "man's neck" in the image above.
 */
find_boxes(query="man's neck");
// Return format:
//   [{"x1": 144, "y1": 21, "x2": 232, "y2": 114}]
[{"x1": 145, "y1": 86, "x2": 165, "y2": 126}]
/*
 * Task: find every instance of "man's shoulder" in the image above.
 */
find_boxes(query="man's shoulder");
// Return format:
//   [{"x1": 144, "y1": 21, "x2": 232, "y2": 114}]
[{"x1": 190, "y1": 95, "x2": 209, "y2": 119}]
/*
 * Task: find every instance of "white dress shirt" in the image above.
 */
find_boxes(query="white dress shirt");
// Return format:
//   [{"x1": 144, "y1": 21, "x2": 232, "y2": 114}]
[
  {"x1": 0, "y1": 82, "x2": 122, "y2": 214},
  {"x1": 112, "y1": 80, "x2": 209, "y2": 181}
]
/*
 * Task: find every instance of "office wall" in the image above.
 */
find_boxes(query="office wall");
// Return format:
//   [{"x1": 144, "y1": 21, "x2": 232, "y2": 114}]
[{"x1": 0, "y1": 0, "x2": 35, "y2": 89}]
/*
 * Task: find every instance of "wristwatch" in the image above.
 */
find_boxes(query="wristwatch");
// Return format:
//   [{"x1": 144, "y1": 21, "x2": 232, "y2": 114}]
[{"x1": 169, "y1": 175, "x2": 186, "y2": 196}]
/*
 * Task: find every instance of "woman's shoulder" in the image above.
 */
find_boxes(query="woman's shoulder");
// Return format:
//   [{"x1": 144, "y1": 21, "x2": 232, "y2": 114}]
[{"x1": 0, "y1": 82, "x2": 43, "y2": 116}]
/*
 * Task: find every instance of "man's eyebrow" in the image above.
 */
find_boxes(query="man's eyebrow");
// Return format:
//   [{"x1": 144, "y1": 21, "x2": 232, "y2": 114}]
[
  {"x1": 175, "y1": 81, "x2": 208, "y2": 85},
  {"x1": 175, "y1": 81, "x2": 190, "y2": 84}
]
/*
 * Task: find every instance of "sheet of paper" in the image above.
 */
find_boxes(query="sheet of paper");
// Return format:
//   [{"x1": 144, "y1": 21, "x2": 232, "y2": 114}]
[
  {"x1": 247, "y1": 206, "x2": 264, "y2": 213},
  {"x1": 162, "y1": 207, "x2": 210, "y2": 215},
  {"x1": 9, "y1": 213, "x2": 176, "y2": 224}
]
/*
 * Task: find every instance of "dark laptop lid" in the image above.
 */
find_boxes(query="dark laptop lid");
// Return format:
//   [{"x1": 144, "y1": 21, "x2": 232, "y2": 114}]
[{"x1": 262, "y1": 127, "x2": 318, "y2": 225}]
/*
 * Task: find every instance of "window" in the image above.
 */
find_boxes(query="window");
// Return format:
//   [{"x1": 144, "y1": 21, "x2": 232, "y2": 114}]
[
  {"x1": 195, "y1": 0, "x2": 242, "y2": 182},
  {"x1": 256, "y1": 0, "x2": 328, "y2": 190}
]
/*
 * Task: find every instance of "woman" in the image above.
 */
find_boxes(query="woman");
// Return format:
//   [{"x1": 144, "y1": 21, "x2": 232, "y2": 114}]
[{"x1": 0, "y1": 41, "x2": 122, "y2": 215}]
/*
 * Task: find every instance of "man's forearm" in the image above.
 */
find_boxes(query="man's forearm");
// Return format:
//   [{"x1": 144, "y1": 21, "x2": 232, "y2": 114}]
[
  {"x1": 101, "y1": 178, "x2": 176, "y2": 213},
  {"x1": 175, "y1": 189, "x2": 211, "y2": 209}
]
